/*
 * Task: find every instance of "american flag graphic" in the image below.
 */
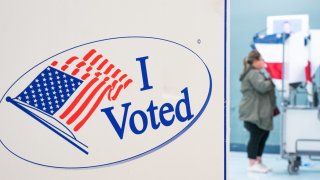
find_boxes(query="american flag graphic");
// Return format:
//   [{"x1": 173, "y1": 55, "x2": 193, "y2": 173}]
[
  {"x1": 16, "y1": 67, "x2": 83, "y2": 116},
  {"x1": 7, "y1": 48, "x2": 133, "y2": 154}
]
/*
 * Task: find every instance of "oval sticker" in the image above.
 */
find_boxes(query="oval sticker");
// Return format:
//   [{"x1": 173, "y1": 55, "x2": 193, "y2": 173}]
[{"x1": 0, "y1": 36, "x2": 212, "y2": 168}]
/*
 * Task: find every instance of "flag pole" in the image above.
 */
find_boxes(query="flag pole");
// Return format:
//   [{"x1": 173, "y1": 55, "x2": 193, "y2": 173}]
[
  {"x1": 280, "y1": 32, "x2": 287, "y2": 159},
  {"x1": 281, "y1": 33, "x2": 286, "y2": 106},
  {"x1": 6, "y1": 96, "x2": 89, "y2": 155}
]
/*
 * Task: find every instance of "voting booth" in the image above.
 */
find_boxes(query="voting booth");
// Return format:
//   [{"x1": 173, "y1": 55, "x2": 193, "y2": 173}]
[{"x1": 254, "y1": 14, "x2": 320, "y2": 174}]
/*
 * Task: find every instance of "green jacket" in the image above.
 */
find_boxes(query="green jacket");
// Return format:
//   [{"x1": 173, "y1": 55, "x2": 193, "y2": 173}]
[{"x1": 239, "y1": 67, "x2": 276, "y2": 131}]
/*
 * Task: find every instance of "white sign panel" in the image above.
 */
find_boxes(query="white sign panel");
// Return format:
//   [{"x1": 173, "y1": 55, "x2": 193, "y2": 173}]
[{"x1": 267, "y1": 14, "x2": 309, "y2": 34}]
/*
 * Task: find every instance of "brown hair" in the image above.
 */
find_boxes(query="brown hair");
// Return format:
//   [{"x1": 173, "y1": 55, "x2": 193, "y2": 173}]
[
  {"x1": 240, "y1": 50, "x2": 261, "y2": 80},
  {"x1": 243, "y1": 50, "x2": 261, "y2": 71}
]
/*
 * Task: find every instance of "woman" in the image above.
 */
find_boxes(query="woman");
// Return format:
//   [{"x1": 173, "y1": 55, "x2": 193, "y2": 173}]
[{"x1": 239, "y1": 50, "x2": 276, "y2": 173}]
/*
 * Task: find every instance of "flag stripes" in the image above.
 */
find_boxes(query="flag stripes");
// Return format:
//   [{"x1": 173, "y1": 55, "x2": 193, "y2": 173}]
[{"x1": 18, "y1": 48, "x2": 133, "y2": 132}]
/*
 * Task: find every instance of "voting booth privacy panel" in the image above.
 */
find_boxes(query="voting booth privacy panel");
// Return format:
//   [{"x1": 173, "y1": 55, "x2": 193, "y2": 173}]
[{"x1": 0, "y1": 0, "x2": 225, "y2": 179}]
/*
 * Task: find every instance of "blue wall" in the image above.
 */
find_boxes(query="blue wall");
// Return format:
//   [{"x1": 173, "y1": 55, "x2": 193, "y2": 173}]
[{"x1": 230, "y1": 0, "x2": 320, "y2": 153}]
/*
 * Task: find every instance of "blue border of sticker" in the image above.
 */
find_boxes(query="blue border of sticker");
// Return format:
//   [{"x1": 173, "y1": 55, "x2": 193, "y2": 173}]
[
  {"x1": 224, "y1": 0, "x2": 227, "y2": 179},
  {"x1": 0, "y1": 36, "x2": 212, "y2": 169}
]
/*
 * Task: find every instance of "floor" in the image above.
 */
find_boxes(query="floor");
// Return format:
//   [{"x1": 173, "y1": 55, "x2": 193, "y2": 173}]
[{"x1": 229, "y1": 152, "x2": 320, "y2": 180}]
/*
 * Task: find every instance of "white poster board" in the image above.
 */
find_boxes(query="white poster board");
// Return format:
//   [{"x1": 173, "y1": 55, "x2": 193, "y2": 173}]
[{"x1": 267, "y1": 14, "x2": 309, "y2": 34}]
